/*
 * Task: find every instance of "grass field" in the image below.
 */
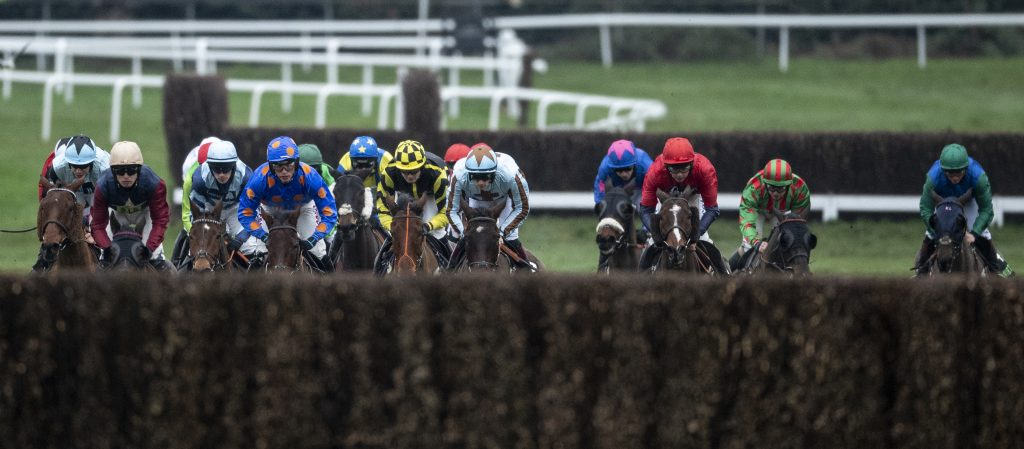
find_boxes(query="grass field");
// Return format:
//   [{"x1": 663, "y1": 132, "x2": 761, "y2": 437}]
[{"x1": 2, "y1": 57, "x2": 1023, "y2": 273}]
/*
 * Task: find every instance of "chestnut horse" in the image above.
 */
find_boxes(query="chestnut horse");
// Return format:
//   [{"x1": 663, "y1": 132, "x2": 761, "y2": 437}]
[{"x1": 34, "y1": 177, "x2": 96, "y2": 272}]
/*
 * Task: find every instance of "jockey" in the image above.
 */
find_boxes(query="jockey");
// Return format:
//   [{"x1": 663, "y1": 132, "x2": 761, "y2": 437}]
[
  {"x1": 37, "y1": 136, "x2": 74, "y2": 200},
  {"x1": 180, "y1": 136, "x2": 221, "y2": 181},
  {"x1": 298, "y1": 143, "x2": 338, "y2": 245},
  {"x1": 447, "y1": 143, "x2": 536, "y2": 271},
  {"x1": 593, "y1": 139, "x2": 652, "y2": 205},
  {"x1": 90, "y1": 141, "x2": 171, "y2": 269},
  {"x1": 42, "y1": 135, "x2": 110, "y2": 226},
  {"x1": 443, "y1": 143, "x2": 471, "y2": 178},
  {"x1": 170, "y1": 136, "x2": 221, "y2": 264},
  {"x1": 729, "y1": 159, "x2": 811, "y2": 271},
  {"x1": 236, "y1": 136, "x2": 338, "y2": 269},
  {"x1": 637, "y1": 137, "x2": 728, "y2": 273},
  {"x1": 337, "y1": 135, "x2": 392, "y2": 189},
  {"x1": 914, "y1": 143, "x2": 1013, "y2": 277},
  {"x1": 373, "y1": 139, "x2": 451, "y2": 273},
  {"x1": 180, "y1": 140, "x2": 258, "y2": 259}
]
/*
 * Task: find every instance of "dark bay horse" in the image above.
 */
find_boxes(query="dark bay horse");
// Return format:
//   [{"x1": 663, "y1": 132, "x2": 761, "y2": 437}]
[
  {"x1": 183, "y1": 200, "x2": 234, "y2": 272},
  {"x1": 263, "y1": 207, "x2": 309, "y2": 272},
  {"x1": 595, "y1": 183, "x2": 642, "y2": 273},
  {"x1": 383, "y1": 192, "x2": 442, "y2": 275},
  {"x1": 329, "y1": 175, "x2": 382, "y2": 271},
  {"x1": 105, "y1": 212, "x2": 156, "y2": 271},
  {"x1": 34, "y1": 177, "x2": 96, "y2": 272},
  {"x1": 455, "y1": 199, "x2": 544, "y2": 273},
  {"x1": 921, "y1": 189, "x2": 985, "y2": 275},
  {"x1": 738, "y1": 211, "x2": 817, "y2": 276},
  {"x1": 644, "y1": 187, "x2": 725, "y2": 274}
]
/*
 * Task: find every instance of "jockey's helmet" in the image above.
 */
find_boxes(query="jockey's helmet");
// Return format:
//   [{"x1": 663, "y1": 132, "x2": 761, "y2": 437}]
[
  {"x1": 207, "y1": 140, "x2": 239, "y2": 164},
  {"x1": 662, "y1": 137, "x2": 695, "y2": 165},
  {"x1": 465, "y1": 143, "x2": 498, "y2": 173},
  {"x1": 110, "y1": 141, "x2": 144, "y2": 166},
  {"x1": 606, "y1": 140, "x2": 637, "y2": 169},
  {"x1": 940, "y1": 143, "x2": 969, "y2": 171},
  {"x1": 267, "y1": 136, "x2": 299, "y2": 163},
  {"x1": 761, "y1": 159, "x2": 794, "y2": 187},
  {"x1": 298, "y1": 143, "x2": 324, "y2": 166},
  {"x1": 394, "y1": 140, "x2": 427, "y2": 171},
  {"x1": 444, "y1": 143, "x2": 471, "y2": 164},
  {"x1": 349, "y1": 136, "x2": 379, "y2": 159},
  {"x1": 64, "y1": 135, "x2": 99, "y2": 166}
]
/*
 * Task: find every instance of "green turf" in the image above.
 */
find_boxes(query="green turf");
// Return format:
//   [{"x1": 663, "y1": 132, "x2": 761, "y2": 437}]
[{"x1": 3, "y1": 57, "x2": 1023, "y2": 273}]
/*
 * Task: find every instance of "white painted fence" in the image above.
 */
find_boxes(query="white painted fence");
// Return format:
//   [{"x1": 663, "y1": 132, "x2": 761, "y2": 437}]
[
  {"x1": 490, "y1": 13, "x2": 1024, "y2": 71},
  {"x1": 531, "y1": 192, "x2": 1024, "y2": 227}
]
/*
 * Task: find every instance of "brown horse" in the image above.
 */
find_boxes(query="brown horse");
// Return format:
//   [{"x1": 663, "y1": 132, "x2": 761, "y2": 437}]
[
  {"x1": 738, "y1": 211, "x2": 817, "y2": 276},
  {"x1": 34, "y1": 177, "x2": 96, "y2": 272},
  {"x1": 329, "y1": 175, "x2": 382, "y2": 271},
  {"x1": 383, "y1": 192, "x2": 442, "y2": 275},
  {"x1": 642, "y1": 187, "x2": 725, "y2": 274},
  {"x1": 454, "y1": 199, "x2": 544, "y2": 273},
  {"x1": 595, "y1": 183, "x2": 642, "y2": 273},
  {"x1": 185, "y1": 200, "x2": 233, "y2": 272},
  {"x1": 263, "y1": 207, "x2": 307, "y2": 272}
]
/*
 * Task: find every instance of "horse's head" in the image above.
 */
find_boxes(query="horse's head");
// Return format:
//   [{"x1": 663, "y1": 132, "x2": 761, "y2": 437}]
[
  {"x1": 333, "y1": 175, "x2": 372, "y2": 241},
  {"x1": 36, "y1": 177, "x2": 87, "y2": 269},
  {"x1": 595, "y1": 183, "x2": 635, "y2": 254},
  {"x1": 386, "y1": 192, "x2": 429, "y2": 273},
  {"x1": 461, "y1": 198, "x2": 505, "y2": 271},
  {"x1": 188, "y1": 199, "x2": 227, "y2": 271},
  {"x1": 655, "y1": 187, "x2": 698, "y2": 266},
  {"x1": 930, "y1": 188, "x2": 972, "y2": 271},
  {"x1": 109, "y1": 230, "x2": 149, "y2": 270},
  {"x1": 264, "y1": 207, "x2": 303, "y2": 271},
  {"x1": 766, "y1": 211, "x2": 816, "y2": 275}
]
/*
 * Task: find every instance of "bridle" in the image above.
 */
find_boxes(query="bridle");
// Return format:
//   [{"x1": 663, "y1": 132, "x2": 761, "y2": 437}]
[
  {"x1": 189, "y1": 217, "x2": 229, "y2": 271},
  {"x1": 37, "y1": 188, "x2": 85, "y2": 270},
  {"x1": 266, "y1": 224, "x2": 303, "y2": 272},
  {"x1": 660, "y1": 201, "x2": 699, "y2": 270},
  {"x1": 466, "y1": 216, "x2": 501, "y2": 271},
  {"x1": 393, "y1": 209, "x2": 425, "y2": 272},
  {"x1": 761, "y1": 218, "x2": 810, "y2": 272}
]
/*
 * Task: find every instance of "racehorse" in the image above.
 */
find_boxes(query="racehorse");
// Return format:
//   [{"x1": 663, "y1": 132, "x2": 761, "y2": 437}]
[
  {"x1": 382, "y1": 192, "x2": 442, "y2": 275},
  {"x1": 263, "y1": 207, "x2": 309, "y2": 272},
  {"x1": 595, "y1": 182, "x2": 642, "y2": 273},
  {"x1": 920, "y1": 188, "x2": 985, "y2": 275},
  {"x1": 737, "y1": 211, "x2": 817, "y2": 275},
  {"x1": 329, "y1": 175, "x2": 381, "y2": 271},
  {"x1": 182, "y1": 200, "x2": 234, "y2": 272},
  {"x1": 34, "y1": 177, "x2": 96, "y2": 272},
  {"x1": 455, "y1": 199, "x2": 544, "y2": 273},
  {"x1": 644, "y1": 187, "x2": 725, "y2": 274},
  {"x1": 105, "y1": 212, "x2": 155, "y2": 271}
]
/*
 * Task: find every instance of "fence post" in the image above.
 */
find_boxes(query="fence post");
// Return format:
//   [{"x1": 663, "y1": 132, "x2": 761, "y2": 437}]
[
  {"x1": 326, "y1": 38, "x2": 339, "y2": 85},
  {"x1": 917, "y1": 24, "x2": 927, "y2": 69},
  {"x1": 281, "y1": 62, "x2": 292, "y2": 113},
  {"x1": 361, "y1": 64, "x2": 373, "y2": 116},
  {"x1": 778, "y1": 26, "x2": 789, "y2": 72},
  {"x1": 132, "y1": 53, "x2": 143, "y2": 109},
  {"x1": 600, "y1": 23, "x2": 613, "y2": 68}
]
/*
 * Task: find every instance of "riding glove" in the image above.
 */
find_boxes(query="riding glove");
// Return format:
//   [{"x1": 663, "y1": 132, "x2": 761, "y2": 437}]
[
  {"x1": 422, "y1": 223, "x2": 432, "y2": 234},
  {"x1": 300, "y1": 236, "x2": 317, "y2": 251}
]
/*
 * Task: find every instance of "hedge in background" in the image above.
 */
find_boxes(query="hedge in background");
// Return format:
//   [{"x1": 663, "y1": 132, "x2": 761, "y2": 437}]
[
  {"x1": 162, "y1": 74, "x2": 229, "y2": 185},
  {"x1": 2, "y1": 274, "x2": 1024, "y2": 448}
]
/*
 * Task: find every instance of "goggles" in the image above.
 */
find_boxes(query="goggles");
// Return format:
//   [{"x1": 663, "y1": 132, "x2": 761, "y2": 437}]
[
  {"x1": 666, "y1": 163, "x2": 692, "y2": 173},
  {"x1": 69, "y1": 162, "x2": 92, "y2": 170},
  {"x1": 613, "y1": 166, "x2": 634, "y2": 173},
  {"x1": 469, "y1": 172, "x2": 495, "y2": 182},
  {"x1": 352, "y1": 160, "x2": 375, "y2": 170},
  {"x1": 270, "y1": 160, "x2": 297, "y2": 172},
  {"x1": 209, "y1": 163, "x2": 234, "y2": 174},
  {"x1": 112, "y1": 165, "x2": 140, "y2": 176},
  {"x1": 943, "y1": 168, "x2": 966, "y2": 175},
  {"x1": 767, "y1": 184, "x2": 788, "y2": 193}
]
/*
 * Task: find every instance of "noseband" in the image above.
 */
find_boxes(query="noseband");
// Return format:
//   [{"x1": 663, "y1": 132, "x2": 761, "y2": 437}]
[
  {"x1": 190, "y1": 217, "x2": 228, "y2": 271},
  {"x1": 393, "y1": 212, "x2": 425, "y2": 271}
]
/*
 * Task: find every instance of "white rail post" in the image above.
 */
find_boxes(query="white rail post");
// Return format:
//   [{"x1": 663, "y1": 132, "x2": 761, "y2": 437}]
[
  {"x1": 132, "y1": 53, "x2": 143, "y2": 109},
  {"x1": 110, "y1": 77, "x2": 129, "y2": 142},
  {"x1": 281, "y1": 63, "x2": 292, "y2": 113},
  {"x1": 249, "y1": 84, "x2": 267, "y2": 127},
  {"x1": 64, "y1": 53, "x2": 74, "y2": 103},
  {"x1": 195, "y1": 38, "x2": 209, "y2": 75},
  {"x1": 53, "y1": 38, "x2": 66, "y2": 94},
  {"x1": 483, "y1": 50, "x2": 495, "y2": 87},
  {"x1": 361, "y1": 64, "x2": 373, "y2": 116},
  {"x1": 171, "y1": 31, "x2": 183, "y2": 72},
  {"x1": 448, "y1": 56, "x2": 460, "y2": 117},
  {"x1": 41, "y1": 75, "x2": 60, "y2": 140},
  {"x1": 917, "y1": 24, "x2": 927, "y2": 69},
  {"x1": 599, "y1": 22, "x2": 613, "y2": 68},
  {"x1": 2, "y1": 67, "x2": 11, "y2": 100},
  {"x1": 300, "y1": 32, "x2": 312, "y2": 72},
  {"x1": 779, "y1": 26, "x2": 790, "y2": 73},
  {"x1": 35, "y1": 30, "x2": 46, "y2": 71},
  {"x1": 326, "y1": 38, "x2": 339, "y2": 85},
  {"x1": 394, "y1": 89, "x2": 405, "y2": 131}
]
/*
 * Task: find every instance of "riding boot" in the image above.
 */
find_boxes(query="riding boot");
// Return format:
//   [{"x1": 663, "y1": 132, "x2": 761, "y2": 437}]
[
  {"x1": 913, "y1": 237, "x2": 936, "y2": 277},
  {"x1": 637, "y1": 244, "x2": 662, "y2": 272},
  {"x1": 973, "y1": 237, "x2": 1013, "y2": 277},
  {"x1": 425, "y1": 234, "x2": 451, "y2": 268},
  {"x1": 699, "y1": 242, "x2": 730, "y2": 275},
  {"x1": 447, "y1": 237, "x2": 466, "y2": 270},
  {"x1": 170, "y1": 229, "x2": 188, "y2": 267},
  {"x1": 504, "y1": 239, "x2": 537, "y2": 271},
  {"x1": 728, "y1": 249, "x2": 744, "y2": 272},
  {"x1": 373, "y1": 237, "x2": 393, "y2": 275}
]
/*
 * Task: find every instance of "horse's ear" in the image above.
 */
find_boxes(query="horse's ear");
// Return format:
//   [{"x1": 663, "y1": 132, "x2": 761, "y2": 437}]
[
  {"x1": 39, "y1": 176, "x2": 55, "y2": 195},
  {"x1": 189, "y1": 199, "x2": 202, "y2": 217},
  {"x1": 384, "y1": 194, "x2": 398, "y2": 213},
  {"x1": 488, "y1": 200, "x2": 505, "y2": 219},
  {"x1": 66, "y1": 177, "x2": 86, "y2": 192},
  {"x1": 623, "y1": 182, "x2": 636, "y2": 194},
  {"x1": 656, "y1": 188, "x2": 668, "y2": 202},
  {"x1": 263, "y1": 211, "x2": 275, "y2": 228},
  {"x1": 957, "y1": 188, "x2": 974, "y2": 206},
  {"x1": 807, "y1": 233, "x2": 817, "y2": 250},
  {"x1": 413, "y1": 192, "x2": 430, "y2": 211},
  {"x1": 930, "y1": 189, "x2": 943, "y2": 204},
  {"x1": 212, "y1": 200, "x2": 224, "y2": 219}
]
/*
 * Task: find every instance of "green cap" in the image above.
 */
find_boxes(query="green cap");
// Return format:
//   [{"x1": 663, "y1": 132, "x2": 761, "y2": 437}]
[
  {"x1": 297, "y1": 143, "x2": 324, "y2": 166},
  {"x1": 939, "y1": 143, "x2": 969, "y2": 170}
]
